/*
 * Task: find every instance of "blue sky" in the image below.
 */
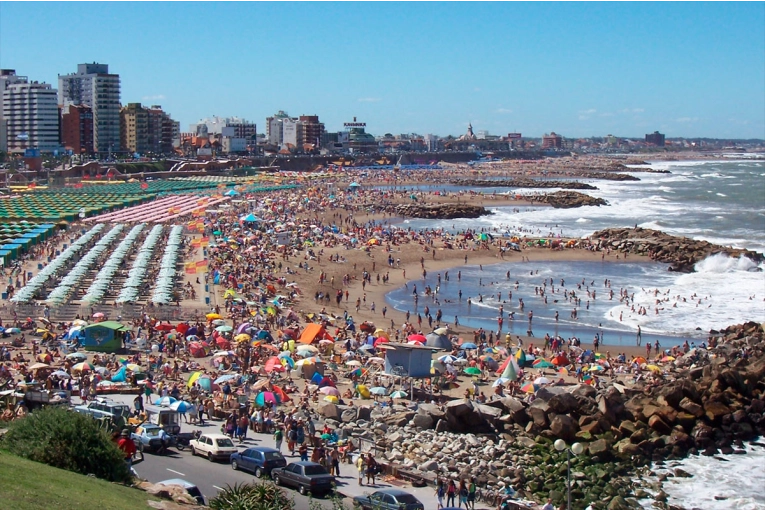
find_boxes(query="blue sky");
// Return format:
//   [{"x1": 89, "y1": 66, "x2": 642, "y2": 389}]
[{"x1": 1, "y1": 2, "x2": 764, "y2": 139}]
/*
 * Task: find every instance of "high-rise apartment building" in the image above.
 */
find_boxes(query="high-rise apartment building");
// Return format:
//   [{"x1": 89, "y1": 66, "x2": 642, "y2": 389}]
[
  {"x1": 120, "y1": 103, "x2": 148, "y2": 154},
  {"x1": 298, "y1": 115, "x2": 324, "y2": 149},
  {"x1": 542, "y1": 132, "x2": 563, "y2": 149},
  {"x1": 2, "y1": 81, "x2": 60, "y2": 153},
  {"x1": 0, "y1": 69, "x2": 29, "y2": 152},
  {"x1": 266, "y1": 110, "x2": 293, "y2": 145},
  {"x1": 58, "y1": 63, "x2": 121, "y2": 155},
  {"x1": 645, "y1": 131, "x2": 665, "y2": 147},
  {"x1": 61, "y1": 103, "x2": 94, "y2": 154}
]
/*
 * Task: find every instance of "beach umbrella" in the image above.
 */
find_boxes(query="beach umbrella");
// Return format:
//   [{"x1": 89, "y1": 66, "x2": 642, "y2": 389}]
[
  {"x1": 633, "y1": 356, "x2": 647, "y2": 364},
  {"x1": 369, "y1": 386, "x2": 388, "y2": 396},
  {"x1": 278, "y1": 351, "x2": 293, "y2": 359},
  {"x1": 501, "y1": 357, "x2": 519, "y2": 381},
  {"x1": 533, "y1": 376, "x2": 550, "y2": 385},
  {"x1": 197, "y1": 375, "x2": 214, "y2": 391},
  {"x1": 234, "y1": 333, "x2": 251, "y2": 343},
  {"x1": 464, "y1": 367, "x2": 482, "y2": 376},
  {"x1": 645, "y1": 364, "x2": 662, "y2": 373},
  {"x1": 373, "y1": 337, "x2": 389, "y2": 348},
  {"x1": 255, "y1": 391, "x2": 281, "y2": 407},
  {"x1": 373, "y1": 329, "x2": 389, "y2": 339},
  {"x1": 126, "y1": 364, "x2": 142, "y2": 372},
  {"x1": 588, "y1": 365, "x2": 604, "y2": 372},
  {"x1": 551, "y1": 354, "x2": 570, "y2": 366},
  {"x1": 72, "y1": 361, "x2": 94, "y2": 372},
  {"x1": 215, "y1": 374, "x2": 239, "y2": 384},
  {"x1": 216, "y1": 325, "x2": 233, "y2": 332},
  {"x1": 407, "y1": 340, "x2": 424, "y2": 346},
  {"x1": 433, "y1": 327, "x2": 450, "y2": 336},
  {"x1": 390, "y1": 390, "x2": 408, "y2": 399},
  {"x1": 154, "y1": 323, "x2": 174, "y2": 331},
  {"x1": 211, "y1": 319, "x2": 225, "y2": 326},
  {"x1": 51, "y1": 370, "x2": 71, "y2": 378},
  {"x1": 319, "y1": 386, "x2": 340, "y2": 397},
  {"x1": 661, "y1": 356, "x2": 675, "y2": 362},
  {"x1": 520, "y1": 383, "x2": 538, "y2": 393},
  {"x1": 493, "y1": 378, "x2": 510, "y2": 387},
  {"x1": 213, "y1": 350, "x2": 236, "y2": 357},
  {"x1": 557, "y1": 367, "x2": 569, "y2": 375},
  {"x1": 206, "y1": 312, "x2": 223, "y2": 320},
  {"x1": 345, "y1": 360, "x2": 362, "y2": 367},
  {"x1": 154, "y1": 396, "x2": 177, "y2": 406},
  {"x1": 187, "y1": 371, "x2": 203, "y2": 388},
  {"x1": 186, "y1": 334, "x2": 199, "y2": 341},
  {"x1": 323, "y1": 395, "x2": 339, "y2": 403},
  {"x1": 171, "y1": 401, "x2": 193, "y2": 413},
  {"x1": 280, "y1": 356, "x2": 295, "y2": 369},
  {"x1": 29, "y1": 362, "x2": 50, "y2": 370},
  {"x1": 438, "y1": 354, "x2": 458, "y2": 364},
  {"x1": 408, "y1": 334, "x2": 427, "y2": 343},
  {"x1": 295, "y1": 357, "x2": 317, "y2": 366},
  {"x1": 533, "y1": 360, "x2": 555, "y2": 369},
  {"x1": 6, "y1": 328, "x2": 21, "y2": 334},
  {"x1": 265, "y1": 356, "x2": 286, "y2": 372},
  {"x1": 367, "y1": 357, "x2": 385, "y2": 365},
  {"x1": 460, "y1": 342, "x2": 478, "y2": 350},
  {"x1": 92, "y1": 312, "x2": 105, "y2": 319},
  {"x1": 297, "y1": 345, "x2": 319, "y2": 355}
]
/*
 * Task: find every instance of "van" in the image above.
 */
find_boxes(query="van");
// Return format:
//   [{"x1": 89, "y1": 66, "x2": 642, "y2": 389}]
[
  {"x1": 73, "y1": 397, "x2": 131, "y2": 422},
  {"x1": 143, "y1": 404, "x2": 181, "y2": 435}
]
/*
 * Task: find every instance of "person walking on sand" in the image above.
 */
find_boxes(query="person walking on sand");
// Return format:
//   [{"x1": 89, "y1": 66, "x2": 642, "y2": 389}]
[
  {"x1": 636, "y1": 325, "x2": 642, "y2": 346},
  {"x1": 435, "y1": 478, "x2": 446, "y2": 509}
]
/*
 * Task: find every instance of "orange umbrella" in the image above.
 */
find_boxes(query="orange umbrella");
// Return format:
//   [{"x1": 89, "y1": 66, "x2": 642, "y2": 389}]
[
  {"x1": 264, "y1": 356, "x2": 286, "y2": 373},
  {"x1": 271, "y1": 385, "x2": 291, "y2": 402}
]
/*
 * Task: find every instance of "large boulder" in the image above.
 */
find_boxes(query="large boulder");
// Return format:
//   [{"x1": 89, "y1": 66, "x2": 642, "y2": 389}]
[
  {"x1": 704, "y1": 401, "x2": 731, "y2": 423},
  {"x1": 319, "y1": 402, "x2": 341, "y2": 421},
  {"x1": 411, "y1": 413, "x2": 434, "y2": 429},
  {"x1": 588, "y1": 438, "x2": 611, "y2": 456},
  {"x1": 528, "y1": 407, "x2": 549, "y2": 428},
  {"x1": 648, "y1": 415, "x2": 672, "y2": 435},
  {"x1": 549, "y1": 414, "x2": 578, "y2": 441},
  {"x1": 679, "y1": 397, "x2": 704, "y2": 418},
  {"x1": 548, "y1": 393, "x2": 580, "y2": 415}
]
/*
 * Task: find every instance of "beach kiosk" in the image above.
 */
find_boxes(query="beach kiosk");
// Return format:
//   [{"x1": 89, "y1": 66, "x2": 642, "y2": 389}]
[
  {"x1": 81, "y1": 321, "x2": 127, "y2": 352},
  {"x1": 379, "y1": 343, "x2": 438, "y2": 379}
]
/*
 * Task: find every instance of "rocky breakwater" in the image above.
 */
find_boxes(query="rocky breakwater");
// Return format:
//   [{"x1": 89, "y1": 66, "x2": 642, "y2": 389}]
[
  {"x1": 591, "y1": 227, "x2": 765, "y2": 272},
  {"x1": 396, "y1": 203, "x2": 491, "y2": 220},
  {"x1": 317, "y1": 322, "x2": 765, "y2": 510},
  {"x1": 450, "y1": 178, "x2": 599, "y2": 190},
  {"x1": 524, "y1": 191, "x2": 608, "y2": 209}
]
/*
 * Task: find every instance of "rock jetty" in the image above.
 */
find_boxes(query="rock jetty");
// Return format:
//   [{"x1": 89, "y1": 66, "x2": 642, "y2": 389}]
[
  {"x1": 315, "y1": 322, "x2": 765, "y2": 510},
  {"x1": 395, "y1": 203, "x2": 491, "y2": 220},
  {"x1": 451, "y1": 178, "x2": 599, "y2": 190},
  {"x1": 591, "y1": 227, "x2": 764, "y2": 272},
  {"x1": 524, "y1": 191, "x2": 608, "y2": 209}
]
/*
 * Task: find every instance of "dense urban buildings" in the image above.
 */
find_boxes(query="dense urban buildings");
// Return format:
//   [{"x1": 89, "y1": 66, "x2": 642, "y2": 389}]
[
  {"x1": 120, "y1": 103, "x2": 179, "y2": 155},
  {"x1": 0, "y1": 69, "x2": 28, "y2": 152},
  {"x1": 2, "y1": 80, "x2": 60, "y2": 153},
  {"x1": 58, "y1": 63, "x2": 121, "y2": 155}
]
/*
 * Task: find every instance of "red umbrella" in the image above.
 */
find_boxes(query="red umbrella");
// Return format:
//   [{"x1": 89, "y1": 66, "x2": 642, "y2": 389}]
[
  {"x1": 552, "y1": 355, "x2": 570, "y2": 366},
  {"x1": 154, "y1": 324, "x2": 174, "y2": 332},
  {"x1": 265, "y1": 356, "x2": 286, "y2": 373},
  {"x1": 271, "y1": 385, "x2": 291, "y2": 402},
  {"x1": 408, "y1": 334, "x2": 427, "y2": 343},
  {"x1": 175, "y1": 323, "x2": 190, "y2": 335},
  {"x1": 373, "y1": 337, "x2": 389, "y2": 348}
]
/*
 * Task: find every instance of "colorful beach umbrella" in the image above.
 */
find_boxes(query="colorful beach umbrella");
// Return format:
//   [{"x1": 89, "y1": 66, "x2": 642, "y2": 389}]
[
  {"x1": 520, "y1": 382, "x2": 539, "y2": 393},
  {"x1": 187, "y1": 371, "x2": 203, "y2": 388},
  {"x1": 464, "y1": 367, "x2": 483, "y2": 376},
  {"x1": 255, "y1": 391, "x2": 281, "y2": 407},
  {"x1": 319, "y1": 386, "x2": 340, "y2": 397},
  {"x1": 390, "y1": 390, "x2": 408, "y2": 399}
]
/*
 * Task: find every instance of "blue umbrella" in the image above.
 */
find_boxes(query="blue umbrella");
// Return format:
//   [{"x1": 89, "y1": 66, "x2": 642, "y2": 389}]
[
  {"x1": 214, "y1": 374, "x2": 239, "y2": 384},
  {"x1": 198, "y1": 376, "x2": 213, "y2": 391},
  {"x1": 460, "y1": 342, "x2": 478, "y2": 350},
  {"x1": 171, "y1": 400, "x2": 192, "y2": 413},
  {"x1": 154, "y1": 396, "x2": 177, "y2": 406}
]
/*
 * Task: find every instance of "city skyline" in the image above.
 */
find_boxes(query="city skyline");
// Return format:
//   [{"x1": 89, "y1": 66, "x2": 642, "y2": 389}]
[{"x1": 1, "y1": 2, "x2": 764, "y2": 139}]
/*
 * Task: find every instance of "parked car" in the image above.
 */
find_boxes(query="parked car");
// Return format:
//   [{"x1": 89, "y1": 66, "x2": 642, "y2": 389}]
[
  {"x1": 157, "y1": 479, "x2": 205, "y2": 506},
  {"x1": 230, "y1": 446, "x2": 286, "y2": 478},
  {"x1": 73, "y1": 396, "x2": 131, "y2": 422},
  {"x1": 271, "y1": 461, "x2": 336, "y2": 496},
  {"x1": 131, "y1": 424, "x2": 176, "y2": 454},
  {"x1": 352, "y1": 488, "x2": 425, "y2": 510},
  {"x1": 189, "y1": 433, "x2": 238, "y2": 462}
]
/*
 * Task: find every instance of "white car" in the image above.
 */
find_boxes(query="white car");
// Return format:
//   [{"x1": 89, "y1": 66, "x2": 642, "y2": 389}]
[{"x1": 189, "y1": 433, "x2": 238, "y2": 462}]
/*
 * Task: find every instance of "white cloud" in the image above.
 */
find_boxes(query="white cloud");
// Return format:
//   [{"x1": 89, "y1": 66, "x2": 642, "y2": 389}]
[
  {"x1": 357, "y1": 97, "x2": 381, "y2": 103},
  {"x1": 496, "y1": 108, "x2": 513, "y2": 114},
  {"x1": 142, "y1": 94, "x2": 165, "y2": 101}
]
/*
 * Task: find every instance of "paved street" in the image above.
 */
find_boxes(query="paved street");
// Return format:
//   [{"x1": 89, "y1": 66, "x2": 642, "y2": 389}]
[{"x1": 77, "y1": 394, "x2": 443, "y2": 509}]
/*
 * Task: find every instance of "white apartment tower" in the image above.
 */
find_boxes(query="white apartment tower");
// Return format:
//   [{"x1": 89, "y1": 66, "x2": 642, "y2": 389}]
[
  {"x1": 2, "y1": 80, "x2": 60, "y2": 153},
  {"x1": 0, "y1": 69, "x2": 28, "y2": 152},
  {"x1": 58, "y1": 63, "x2": 121, "y2": 155}
]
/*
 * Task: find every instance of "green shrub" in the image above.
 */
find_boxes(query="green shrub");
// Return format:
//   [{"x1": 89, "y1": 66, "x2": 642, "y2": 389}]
[
  {"x1": 208, "y1": 482, "x2": 294, "y2": 510},
  {"x1": 1, "y1": 407, "x2": 131, "y2": 483}
]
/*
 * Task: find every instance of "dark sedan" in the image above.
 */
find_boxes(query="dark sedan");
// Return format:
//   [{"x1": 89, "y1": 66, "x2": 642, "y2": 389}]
[
  {"x1": 230, "y1": 446, "x2": 287, "y2": 478},
  {"x1": 352, "y1": 488, "x2": 425, "y2": 510},
  {"x1": 272, "y1": 461, "x2": 336, "y2": 496}
]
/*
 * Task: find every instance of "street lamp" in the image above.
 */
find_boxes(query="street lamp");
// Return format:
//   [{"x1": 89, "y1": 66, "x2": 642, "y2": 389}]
[{"x1": 554, "y1": 439, "x2": 583, "y2": 510}]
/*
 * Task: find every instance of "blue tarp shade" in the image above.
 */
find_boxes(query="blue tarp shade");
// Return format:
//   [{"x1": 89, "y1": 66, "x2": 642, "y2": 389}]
[{"x1": 241, "y1": 213, "x2": 260, "y2": 223}]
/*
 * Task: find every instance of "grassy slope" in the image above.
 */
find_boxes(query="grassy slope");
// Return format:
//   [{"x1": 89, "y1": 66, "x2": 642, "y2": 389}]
[{"x1": 0, "y1": 451, "x2": 160, "y2": 510}]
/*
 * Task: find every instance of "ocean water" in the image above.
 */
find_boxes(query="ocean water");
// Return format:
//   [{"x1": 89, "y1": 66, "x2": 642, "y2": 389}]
[
  {"x1": 639, "y1": 444, "x2": 765, "y2": 510},
  {"x1": 384, "y1": 159, "x2": 765, "y2": 344}
]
